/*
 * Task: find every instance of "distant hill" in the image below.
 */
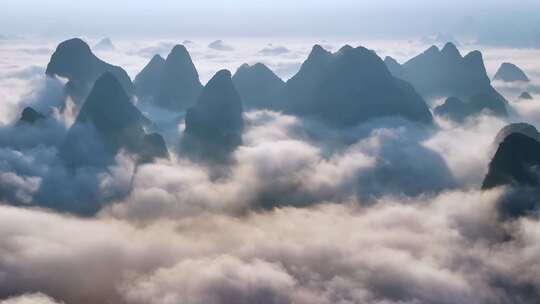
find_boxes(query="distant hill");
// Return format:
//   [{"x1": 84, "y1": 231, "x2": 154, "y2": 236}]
[
  {"x1": 93, "y1": 38, "x2": 115, "y2": 51},
  {"x1": 519, "y1": 92, "x2": 533, "y2": 100},
  {"x1": 493, "y1": 62, "x2": 529, "y2": 82},
  {"x1": 387, "y1": 43, "x2": 508, "y2": 109},
  {"x1": 434, "y1": 94, "x2": 507, "y2": 122},
  {"x1": 19, "y1": 107, "x2": 45, "y2": 124}
]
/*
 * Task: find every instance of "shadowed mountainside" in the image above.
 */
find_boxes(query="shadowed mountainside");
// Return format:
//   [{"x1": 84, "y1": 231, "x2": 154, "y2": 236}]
[{"x1": 279, "y1": 45, "x2": 433, "y2": 126}]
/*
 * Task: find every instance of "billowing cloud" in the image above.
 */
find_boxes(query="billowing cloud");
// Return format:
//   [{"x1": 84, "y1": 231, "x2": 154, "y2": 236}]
[
  {"x1": 2, "y1": 188, "x2": 540, "y2": 303},
  {"x1": 0, "y1": 293, "x2": 63, "y2": 304}
]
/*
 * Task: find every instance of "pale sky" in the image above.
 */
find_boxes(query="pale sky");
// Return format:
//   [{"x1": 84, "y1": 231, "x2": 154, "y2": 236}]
[{"x1": 1, "y1": 0, "x2": 540, "y2": 46}]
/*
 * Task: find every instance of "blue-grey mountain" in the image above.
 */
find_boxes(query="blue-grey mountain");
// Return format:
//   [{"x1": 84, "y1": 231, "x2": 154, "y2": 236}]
[{"x1": 279, "y1": 45, "x2": 433, "y2": 126}]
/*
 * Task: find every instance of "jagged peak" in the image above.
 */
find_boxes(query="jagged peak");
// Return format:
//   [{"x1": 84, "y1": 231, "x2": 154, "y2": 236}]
[{"x1": 209, "y1": 69, "x2": 232, "y2": 83}]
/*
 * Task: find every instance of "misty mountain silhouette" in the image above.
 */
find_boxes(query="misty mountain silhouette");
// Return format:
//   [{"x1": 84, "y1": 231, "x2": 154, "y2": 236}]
[
  {"x1": 434, "y1": 94, "x2": 507, "y2": 122},
  {"x1": 279, "y1": 45, "x2": 433, "y2": 126},
  {"x1": 232, "y1": 63, "x2": 285, "y2": 110},
  {"x1": 493, "y1": 62, "x2": 529, "y2": 82},
  {"x1": 46, "y1": 38, "x2": 133, "y2": 104},
  {"x1": 93, "y1": 37, "x2": 115, "y2": 51},
  {"x1": 183, "y1": 70, "x2": 244, "y2": 158},
  {"x1": 59, "y1": 72, "x2": 167, "y2": 167},
  {"x1": 19, "y1": 106, "x2": 45, "y2": 124},
  {"x1": 140, "y1": 45, "x2": 203, "y2": 111},
  {"x1": 134, "y1": 54, "x2": 166, "y2": 100},
  {"x1": 388, "y1": 43, "x2": 507, "y2": 108},
  {"x1": 519, "y1": 92, "x2": 533, "y2": 100},
  {"x1": 483, "y1": 132, "x2": 540, "y2": 189}
]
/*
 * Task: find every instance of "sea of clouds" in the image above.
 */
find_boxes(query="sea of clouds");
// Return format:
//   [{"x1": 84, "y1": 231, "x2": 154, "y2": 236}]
[{"x1": 0, "y1": 36, "x2": 540, "y2": 303}]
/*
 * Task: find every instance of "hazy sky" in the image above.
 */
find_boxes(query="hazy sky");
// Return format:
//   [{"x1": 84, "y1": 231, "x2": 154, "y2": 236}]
[{"x1": 2, "y1": 0, "x2": 540, "y2": 46}]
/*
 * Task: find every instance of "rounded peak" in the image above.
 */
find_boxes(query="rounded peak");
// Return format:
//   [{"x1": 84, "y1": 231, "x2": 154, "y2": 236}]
[
  {"x1": 312, "y1": 44, "x2": 325, "y2": 52},
  {"x1": 464, "y1": 50, "x2": 483, "y2": 60},
  {"x1": 496, "y1": 123, "x2": 540, "y2": 144},
  {"x1": 57, "y1": 38, "x2": 91, "y2": 51},
  {"x1": 171, "y1": 44, "x2": 188, "y2": 52},
  {"x1": 494, "y1": 61, "x2": 529, "y2": 82},
  {"x1": 442, "y1": 42, "x2": 458, "y2": 50},
  {"x1": 501, "y1": 131, "x2": 540, "y2": 146},
  {"x1": 20, "y1": 106, "x2": 45, "y2": 123},
  {"x1": 150, "y1": 54, "x2": 165, "y2": 62},
  {"x1": 519, "y1": 92, "x2": 533, "y2": 100},
  {"x1": 22, "y1": 106, "x2": 39, "y2": 115},
  {"x1": 501, "y1": 62, "x2": 519, "y2": 68},
  {"x1": 167, "y1": 44, "x2": 190, "y2": 59},
  {"x1": 212, "y1": 69, "x2": 232, "y2": 80},
  {"x1": 252, "y1": 62, "x2": 267, "y2": 69},
  {"x1": 52, "y1": 38, "x2": 93, "y2": 58},
  {"x1": 337, "y1": 45, "x2": 354, "y2": 53},
  {"x1": 463, "y1": 50, "x2": 484, "y2": 66},
  {"x1": 425, "y1": 45, "x2": 440, "y2": 54},
  {"x1": 51, "y1": 38, "x2": 94, "y2": 59},
  {"x1": 441, "y1": 42, "x2": 461, "y2": 57},
  {"x1": 46, "y1": 38, "x2": 96, "y2": 77},
  {"x1": 238, "y1": 63, "x2": 251, "y2": 70}
]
